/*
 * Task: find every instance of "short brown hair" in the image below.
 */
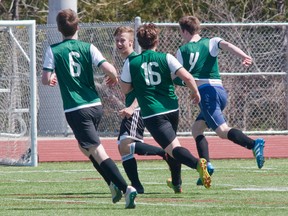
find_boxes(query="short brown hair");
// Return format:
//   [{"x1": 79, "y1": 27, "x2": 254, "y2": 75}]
[
  {"x1": 113, "y1": 26, "x2": 134, "y2": 38},
  {"x1": 178, "y1": 16, "x2": 201, "y2": 35},
  {"x1": 56, "y1": 9, "x2": 79, "y2": 37},
  {"x1": 136, "y1": 23, "x2": 159, "y2": 50}
]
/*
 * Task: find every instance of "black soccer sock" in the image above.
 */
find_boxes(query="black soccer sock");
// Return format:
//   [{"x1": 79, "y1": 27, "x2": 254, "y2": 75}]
[
  {"x1": 135, "y1": 141, "x2": 166, "y2": 158},
  {"x1": 195, "y1": 135, "x2": 210, "y2": 162},
  {"x1": 100, "y1": 158, "x2": 128, "y2": 193},
  {"x1": 166, "y1": 154, "x2": 182, "y2": 186},
  {"x1": 172, "y1": 146, "x2": 199, "y2": 169},
  {"x1": 227, "y1": 128, "x2": 254, "y2": 149},
  {"x1": 123, "y1": 158, "x2": 142, "y2": 187},
  {"x1": 89, "y1": 155, "x2": 111, "y2": 185}
]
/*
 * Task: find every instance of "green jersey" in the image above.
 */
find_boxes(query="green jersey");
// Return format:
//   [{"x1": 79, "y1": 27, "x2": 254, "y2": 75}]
[
  {"x1": 124, "y1": 51, "x2": 138, "y2": 107},
  {"x1": 42, "y1": 39, "x2": 106, "y2": 112},
  {"x1": 174, "y1": 37, "x2": 222, "y2": 86},
  {"x1": 121, "y1": 50, "x2": 182, "y2": 119}
]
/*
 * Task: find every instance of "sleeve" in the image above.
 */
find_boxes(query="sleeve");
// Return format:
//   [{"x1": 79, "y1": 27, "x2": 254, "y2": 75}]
[
  {"x1": 166, "y1": 53, "x2": 183, "y2": 75},
  {"x1": 176, "y1": 49, "x2": 183, "y2": 65},
  {"x1": 42, "y1": 46, "x2": 54, "y2": 72},
  {"x1": 120, "y1": 59, "x2": 131, "y2": 83},
  {"x1": 90, "y1": 44, "x2": 107, "y2": 67},
  {"x1": 209, "y1": 37, "x2": 223, "y2": 57}
]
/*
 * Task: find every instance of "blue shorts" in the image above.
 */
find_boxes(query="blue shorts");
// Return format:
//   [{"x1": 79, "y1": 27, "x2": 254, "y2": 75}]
[{"x1": 196, "y1": 85, "x2": 228, "y2": 130}]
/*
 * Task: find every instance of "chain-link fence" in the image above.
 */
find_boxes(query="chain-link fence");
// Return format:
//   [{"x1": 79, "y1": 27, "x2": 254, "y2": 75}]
[{"x1": 36, "y1": 20, "x2": 288, "y2": 136}]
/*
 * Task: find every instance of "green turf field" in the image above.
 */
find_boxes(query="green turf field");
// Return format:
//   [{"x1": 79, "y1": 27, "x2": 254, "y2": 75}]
[{"x1": 0, "y1": 158, "x2": 287, "y2": 216}]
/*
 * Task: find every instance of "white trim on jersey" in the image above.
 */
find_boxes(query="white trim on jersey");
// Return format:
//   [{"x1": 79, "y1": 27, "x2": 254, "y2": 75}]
[
  {"x1": 120, "y1": 58, "x2": 131, "y2": 83},
  {"x1": 166, "y1": 53, "x2": 183, "y2": 75},
  {"x1": 176, "y1": 49, "x2": 183, "y2": 65},
  {"x1": 43, "y1": 46, "x2": 54, "y2": 70},
  {"x1": 209, "y1": 37, "x2": 223, "y2": 57},
  {"x1": 142, "y1": 108, "x2": 179, "y2": 119},
  {"x1": 90, "y1": 44, "x2": 106, "y2": 66},
  {"x1": 64, "y1": 101, "x2": 102, "y2": 113}
]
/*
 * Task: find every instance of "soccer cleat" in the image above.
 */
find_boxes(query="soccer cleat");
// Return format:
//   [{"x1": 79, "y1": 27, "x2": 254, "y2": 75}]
[
  {"x1": 196, "y1": 158, "x2": 211, "y2": 189},
  {"x1": 109, "y1": 182, "x2": 122, "y2": 204},
  {"x1": 196, "y1": 162, "x2": 214, "y2": 186},
  {"x1": 166, "y1": 178, "x2": 182, "y2": 193},
  {"x1": 253, "y1": 138, "x2": 265, "y2": 169},
  {"x1": 125, "y1": 186, "x2": 137, "y2": 209}
]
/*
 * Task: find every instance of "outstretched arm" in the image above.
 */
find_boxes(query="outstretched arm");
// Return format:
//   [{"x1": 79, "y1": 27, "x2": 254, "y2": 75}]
[{"x1": 219, "y1": 40, "x2": 252, "y2": 67}]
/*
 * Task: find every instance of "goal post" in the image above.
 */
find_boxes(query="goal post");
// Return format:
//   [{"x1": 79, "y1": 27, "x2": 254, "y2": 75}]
[{"x1": 0, "y1": 20, "x2": 37, "y2": 166}]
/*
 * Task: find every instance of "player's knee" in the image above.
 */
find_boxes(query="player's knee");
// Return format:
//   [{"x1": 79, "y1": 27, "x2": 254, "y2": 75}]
[
  {"x1": 215, "y1": 124, "x2": 230, "y2": 139},
  {"x1": 216, "y1": 130, "x2": 229, "y2": 139},
  {"x1": 120, "y1": 142, "x2": 136, "y2": 161}
]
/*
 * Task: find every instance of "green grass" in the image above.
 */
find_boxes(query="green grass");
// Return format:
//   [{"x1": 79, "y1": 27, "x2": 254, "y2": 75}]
[{"x1": 0, "y1": 158, "x2": 287, "y2": 216}]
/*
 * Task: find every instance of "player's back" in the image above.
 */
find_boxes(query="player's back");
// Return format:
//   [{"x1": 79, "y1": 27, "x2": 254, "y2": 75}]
[
  {"x1": 128, "y1": 50, "x2": 178, "y2": 118},
  {"x1": 178, "y1": 37, "x2": 221, "y2": 79},
  {"x1": 50, "y1": 39, "x2": 100, "y2": 111}
]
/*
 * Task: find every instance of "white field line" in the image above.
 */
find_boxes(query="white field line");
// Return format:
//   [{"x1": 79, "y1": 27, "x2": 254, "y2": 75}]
[
  {"x1": 1, "y1": 197, "x2": 288, "y2": 209},
  {"x1": 0, "y1": 166, "x2": 277, "y2": 174},
  {"x1": 231, "y1": 187, "x2": 288, "y2": 192}
]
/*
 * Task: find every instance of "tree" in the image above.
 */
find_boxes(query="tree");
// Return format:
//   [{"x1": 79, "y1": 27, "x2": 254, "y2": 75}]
[{"x1": 0, "y1": 0, "x2": 287, "y2": 23}]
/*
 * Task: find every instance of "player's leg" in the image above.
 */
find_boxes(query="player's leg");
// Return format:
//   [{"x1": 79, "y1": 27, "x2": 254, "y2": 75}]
[
  {"x1": 144, "y1": 111, "x2": 211, "y2": 189},
  {"x1": 166, "y1": 154, "x2": 182, "y2": 193},
  {"x1": 78, "y1": 144, "x2": 111, "y2": 185},
  {"x1": 89, "y1": 145, "x2": 137, "y2": 208},
  {"x1": 216, "y1": 124, "x2": 265, "y2": 169},
  {"x1": 192, "y1": 119, "x2": 214, "y2": 185},
  {"x1": 118, "y1": 139, "x2": 144, "y2": 194},
  {"x1": 78, "y1": 139, "x2": 123, "y2": 203},
  {"x1": 67, "y1": 106, "x2": 137, "y2": 208},
  {"x1": 117, "y1": 109, "x2": 167, "y2": 194},
  {"x1": 203, "y1": 85, "x2": 265, "y2": 169},
  {"x1": 164, "y1": 137, "x2": 211, "y2": 189}
]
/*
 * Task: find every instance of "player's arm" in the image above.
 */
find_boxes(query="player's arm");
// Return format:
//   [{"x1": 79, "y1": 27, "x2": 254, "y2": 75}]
[
  {"x1": 42, "y1": 71, "x2": 57, "y2": 87},
  {"x1": 172, "y1": 48, "x2": 187, "y2": 86},
  {"x1": 42, "y1": 46, "x2": 57, "y2": 87},
  {"x1": 119, "y1": 59, "x2": 133, "y2": 95},
  {"x1": 219, "y1": 40, "x2": 252, "y2": 67},
  {"x1": 119, "y1": 98, "x2": 138, "y2": 119},
  {"x1": 167, "y1": 53, "x2": 200, "y2": 104},
  {"x1": 176, "y1": 67, "x2": 200, "y2": 104},
  {"x1": 100, "y1": 61, "x2": 118, "y2": 86},
  {"x1": 90, "y1": 44, "x2": 118, "y2": 85}
]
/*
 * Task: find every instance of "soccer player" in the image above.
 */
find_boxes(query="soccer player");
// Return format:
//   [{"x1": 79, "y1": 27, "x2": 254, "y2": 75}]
[
  {"x1": 114, "y1": 26, "x2": 182, "y2": 194},
  {"x1": 120, "y1": 23, "x2": 212, "y2": 190},
  {"x1": 174, "y1": 16, "x2": 265, "y2": 185},
  {"x1": 41, "y1": 9, "x2": 137, "y2": 208}
]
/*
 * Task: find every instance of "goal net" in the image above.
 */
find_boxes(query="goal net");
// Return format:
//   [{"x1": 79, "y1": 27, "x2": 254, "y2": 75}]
[{"x1": 0, "y1": 20, "x2": 37, "y2": 166}]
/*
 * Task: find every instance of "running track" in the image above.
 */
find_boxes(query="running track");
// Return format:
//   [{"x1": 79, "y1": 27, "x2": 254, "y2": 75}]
[{"x1": 38, "y1": 135, "x2": 288, "y2": 162}]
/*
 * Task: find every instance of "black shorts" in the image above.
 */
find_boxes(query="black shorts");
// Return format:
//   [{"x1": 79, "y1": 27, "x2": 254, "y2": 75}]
[
  {"x1": 117, "y1": 108, "x2": 145, "y2": 143},
  {"x1": 65, "y1": 105, "x2": 103, "y2": 149},
  {"x1": 143, "y1": 110, "x2": 179, "y2": 149}
]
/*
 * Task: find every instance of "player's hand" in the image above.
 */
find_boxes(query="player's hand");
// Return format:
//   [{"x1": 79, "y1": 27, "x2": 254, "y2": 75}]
[
  {"x1": 119, "y1": 107, "x2": 134, "y2": 119},
  {"x1": 191, "y1": 91, "x2": 201, "y2": 104},
  {"x1": 242, "y1": 56, "x2": 252, "y2": 67},
  {"x1": 49, "y1": 73, "x2": 57, "y2": 87},
  {"x1": 105, "y1": 76, "x2": 118, "y2": 87}
]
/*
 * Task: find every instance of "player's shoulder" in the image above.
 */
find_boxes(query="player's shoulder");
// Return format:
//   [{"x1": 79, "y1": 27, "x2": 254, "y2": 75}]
[{"x1": 50, "y1": 39, "x2": 90, "y2": 49}]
